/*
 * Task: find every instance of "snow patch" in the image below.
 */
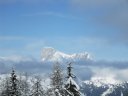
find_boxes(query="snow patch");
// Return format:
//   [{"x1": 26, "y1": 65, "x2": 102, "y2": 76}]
[
  {"x1": 101, "y1": 86, "x2": 115, "y2": 96},
  {"x1": 66, "y1": 77, "x2": 80, "y2": 90}
]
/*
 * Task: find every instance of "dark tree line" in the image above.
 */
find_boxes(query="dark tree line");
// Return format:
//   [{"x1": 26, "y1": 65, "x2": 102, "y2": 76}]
[{"x1": 0, "y1": 63, "x2": 83, "y2": 96}]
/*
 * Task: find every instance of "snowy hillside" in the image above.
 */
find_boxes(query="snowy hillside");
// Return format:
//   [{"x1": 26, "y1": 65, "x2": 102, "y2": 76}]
[{"x1": 81, "y1": 78, "x2": 128, "y2": 96}]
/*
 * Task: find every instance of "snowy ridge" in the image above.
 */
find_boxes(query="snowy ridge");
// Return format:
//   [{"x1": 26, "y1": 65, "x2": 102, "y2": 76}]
[
  {"x1": 84, "y1": 77, "x2": 121, "y2": 87},
  {"x1": 81, "y1": 77, "x2": 128, "y2": 96},
  {"x1": 41, "y1": 47, "x2": 91, "y2": 62}
]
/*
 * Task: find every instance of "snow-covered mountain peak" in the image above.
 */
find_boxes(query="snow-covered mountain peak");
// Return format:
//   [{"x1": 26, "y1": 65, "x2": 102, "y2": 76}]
[
  {"x1": 41, "y1": 47, "x2": 91, "y2": 62},
  {"x1": 84, "y1": 77, "x2": 121, "y2": 87}
]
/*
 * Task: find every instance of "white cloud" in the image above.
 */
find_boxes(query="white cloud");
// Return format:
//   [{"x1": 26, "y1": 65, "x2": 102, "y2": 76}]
[{"x1": 0, "y1": 55, "x2": 34, "y2": 63}]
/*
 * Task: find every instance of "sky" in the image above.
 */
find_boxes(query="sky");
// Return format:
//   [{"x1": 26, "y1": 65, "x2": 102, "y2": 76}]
[{"x1": 0, "y1": 0, "x2": 128, "y2": 61}]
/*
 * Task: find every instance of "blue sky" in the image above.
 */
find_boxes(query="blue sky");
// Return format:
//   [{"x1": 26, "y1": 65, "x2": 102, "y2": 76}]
[{"x1": 0, "y1": 0, "x2": 128, "y2": 61}]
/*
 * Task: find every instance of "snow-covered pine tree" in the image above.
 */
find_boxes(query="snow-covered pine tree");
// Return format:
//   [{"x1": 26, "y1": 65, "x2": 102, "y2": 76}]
[
  {"x1": 0, "y1": 77, "x2": 10, "y2": 96},
  {"x1": 65, "y1": 63, "x2": 81, "y2": 96},
  {"x1": 50, "y1": 62, "x2": 64, "y2": 96},
  {"x1": 30, "y1": 76, "x2": 45, "y2": 96},
  {"x1": 19, "y1": 73, "x2": 30, "y2": 96},
  {"x1": 10, "y1": 69, "x2": 21, "y2": 96}
]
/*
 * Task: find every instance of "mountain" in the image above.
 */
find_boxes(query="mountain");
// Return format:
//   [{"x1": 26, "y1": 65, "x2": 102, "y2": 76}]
[
  {"x1": 80, "y1": 78, "x2": 128, "y2": 96},
  {"x1": 41, "y1": 47, "x2": 91, "y2": 62}
]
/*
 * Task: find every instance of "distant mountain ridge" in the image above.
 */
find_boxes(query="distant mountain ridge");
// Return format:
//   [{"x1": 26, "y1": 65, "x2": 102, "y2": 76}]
[
  {"x1": 41, "y1": 47, "x2": 91, "y2": 62},
  {"x1": 81, "y1": 78, "x2": 128, "y2": 96}
]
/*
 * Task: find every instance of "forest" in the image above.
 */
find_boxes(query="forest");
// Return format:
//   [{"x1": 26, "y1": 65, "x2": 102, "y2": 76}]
[{"x1": 0, "y1": 63, "x2": 84, "y2": 96}]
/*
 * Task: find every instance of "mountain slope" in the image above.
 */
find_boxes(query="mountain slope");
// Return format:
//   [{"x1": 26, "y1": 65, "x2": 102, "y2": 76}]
[{"x1": 81, "y1": 79, "x2": 128, "y2": 96}]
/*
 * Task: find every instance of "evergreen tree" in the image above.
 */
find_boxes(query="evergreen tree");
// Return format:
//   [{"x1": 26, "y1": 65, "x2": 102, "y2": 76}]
[
  {"x1": 19, "y1": 73, "x2": 30, "y2": 96},
  {"x1": 46, "y1": 88, "x2": 55, "y2": 96},
  {"x1": 30, "y1": 76, "x2": 45, "y2": 96},
  {"x1": 1, "y1": 69, "x2": 21, "y2": 96},
  {"x1": 50, "y1": 62, "x2": 64, "y2": 96},
  {"x1": 65, "y1": 63, "x2": 81, "y2": 96},
  {"x1": 0, "y1": 77, "x2": 10, "y2": 96},
  {"x1": 9, "y1": 69, "x2": 21, "y2": 96}
]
